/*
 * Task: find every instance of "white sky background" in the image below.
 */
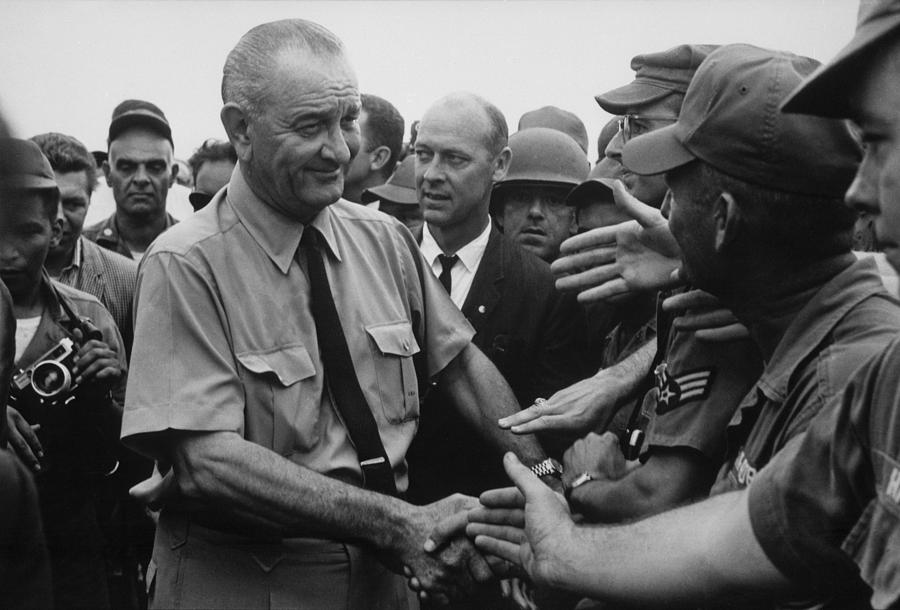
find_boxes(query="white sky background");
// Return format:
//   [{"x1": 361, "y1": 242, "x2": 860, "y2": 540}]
[{"x1": 1, "y1": 0, "x2": 858, "y2": 163}]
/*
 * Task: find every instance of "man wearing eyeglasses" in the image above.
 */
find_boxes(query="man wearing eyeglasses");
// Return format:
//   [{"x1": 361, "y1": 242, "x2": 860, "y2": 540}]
[{"x1": 599, "y1": 45, "x2": 717, "y2": 209}]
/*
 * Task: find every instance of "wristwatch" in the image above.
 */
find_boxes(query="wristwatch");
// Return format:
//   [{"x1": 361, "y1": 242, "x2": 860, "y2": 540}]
[{"x1": 530, "y1": 458, "x2": 564, "y2": 479}]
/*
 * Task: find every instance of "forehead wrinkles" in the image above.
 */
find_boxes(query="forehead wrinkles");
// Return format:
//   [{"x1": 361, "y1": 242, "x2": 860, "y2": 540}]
[
  {"x1": 269, "y1": 54, "x2": 359, "y2": 116},
  {"x1": 109, "y1": 141, "x2": 172, "y2": 163}
]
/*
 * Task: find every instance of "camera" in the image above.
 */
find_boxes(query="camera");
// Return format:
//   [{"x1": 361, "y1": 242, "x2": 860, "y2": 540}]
[
  {"x1": 9, "y1": 315, "x2": 117, "y2": 477},
  {"x1": 10, "y1": 316, "x2": 102, "y2": 408},
  {"x1": 13, "y1": 337, "x2": 81, "y2": 404}
]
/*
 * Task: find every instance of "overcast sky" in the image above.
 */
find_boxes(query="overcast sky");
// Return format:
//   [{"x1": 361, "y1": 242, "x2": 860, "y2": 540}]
[{"x1": 1, "y1": 1, "x2": 858, "y2": 162}]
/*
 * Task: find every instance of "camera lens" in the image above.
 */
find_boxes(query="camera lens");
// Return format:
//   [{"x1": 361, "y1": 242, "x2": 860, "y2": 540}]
[{"x1": 31, "y1": 361, "x2": 72, "y2": 398}]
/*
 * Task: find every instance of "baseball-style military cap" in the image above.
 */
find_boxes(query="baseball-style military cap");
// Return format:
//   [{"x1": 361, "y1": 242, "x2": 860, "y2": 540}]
[
  {"x1": 518, "y1": 106, "x2": 589, "y2": 153},
  {"x1": 782, "y1": 0, "x2": 900, "y2": 117},
  {"x1": 108, "y1": 99, "x2": 173, "y2": 149},
  {"x1": 0, "y1": 137, "x2": 58, "y2": 190},
  {"x1": 566, "y1": 159, "x2": 625, "y2": 208},
  {"x1": 595, "y1": 44, "x2": 719, "y2": 114},
  {"x1": 622, "y1": 44, "x2": 861, "y2": 198},
  {"x1": 361, "y1": 155, "x2": 418, "y2": 206}
]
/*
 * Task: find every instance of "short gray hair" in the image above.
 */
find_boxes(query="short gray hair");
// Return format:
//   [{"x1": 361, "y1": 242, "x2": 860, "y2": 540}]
[{"x1": 222, "y1": 19, "x2": 346, "y2": 119}]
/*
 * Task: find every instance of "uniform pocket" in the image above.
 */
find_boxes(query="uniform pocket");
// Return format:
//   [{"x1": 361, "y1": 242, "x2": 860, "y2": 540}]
[
  {"x1": 365, "y1": 321, "x2": 420, "y2": 424},
  {"x1": 235, "y1": 345, "x2": 318, "y2": 452}
]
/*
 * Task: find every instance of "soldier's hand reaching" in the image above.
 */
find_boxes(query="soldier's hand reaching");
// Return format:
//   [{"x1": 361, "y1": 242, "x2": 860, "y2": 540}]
[{"x1": 552, "y1": 181, "x2": 683, "y2": 304}]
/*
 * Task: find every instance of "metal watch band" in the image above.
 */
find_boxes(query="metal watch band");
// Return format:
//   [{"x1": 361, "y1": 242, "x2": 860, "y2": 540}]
[{"x1": 530, "y1": 458, "x2": 563, "y2": 479}]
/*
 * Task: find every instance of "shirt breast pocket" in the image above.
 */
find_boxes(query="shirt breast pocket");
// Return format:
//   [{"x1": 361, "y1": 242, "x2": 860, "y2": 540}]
[
  {"x1": 365, "y1": 321, "x2": 420, "y2": 425},
  {"x1": 235, "y1": 345, "x2": 319, "y2": 452}
]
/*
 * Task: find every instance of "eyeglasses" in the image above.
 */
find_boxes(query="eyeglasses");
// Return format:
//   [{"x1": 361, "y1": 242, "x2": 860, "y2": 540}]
[{"x1": 617, "y1": 114, "x2": 679, "y2": 143}]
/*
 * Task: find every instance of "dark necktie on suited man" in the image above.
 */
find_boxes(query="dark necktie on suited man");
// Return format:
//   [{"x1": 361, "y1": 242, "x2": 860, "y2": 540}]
[{"x1": 437, "y1": 253, "x2": 458, "y2": 294}]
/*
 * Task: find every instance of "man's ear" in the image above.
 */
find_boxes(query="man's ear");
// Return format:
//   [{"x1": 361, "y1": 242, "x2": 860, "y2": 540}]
[
  {"x1": 714, "y1": 191, "x2": 743, "y2": 253},
  {"x1": 369, "y1": 145, "x2": 392, "y2": 173},
  {"x1": 491, "y1": 146, "x2": 512, "y2": 183},
  {"x1": 168, "y1": 161, "x2": 179, "y2": 188},
  {"x1": 102, "y1": 160, "x2": 112, "y2": 187},
  {"x1": 221, "y1": 103, "x2": 252, "y2": 163}
]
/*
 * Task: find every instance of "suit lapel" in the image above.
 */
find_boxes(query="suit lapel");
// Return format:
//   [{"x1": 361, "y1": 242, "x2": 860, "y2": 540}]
[{"x1": 461, "y1": 226, "x2": 504, "y2": 333}]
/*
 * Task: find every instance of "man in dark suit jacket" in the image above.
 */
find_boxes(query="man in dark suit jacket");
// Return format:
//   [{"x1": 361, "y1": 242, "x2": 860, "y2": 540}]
[{"x1": 406, "y1": 92, "x2": 587, "y2": 507}]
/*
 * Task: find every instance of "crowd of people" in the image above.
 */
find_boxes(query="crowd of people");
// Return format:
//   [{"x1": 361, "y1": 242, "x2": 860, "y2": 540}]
[{"x1": 1, "y1": 2, "x2": 899, "y2": 609}]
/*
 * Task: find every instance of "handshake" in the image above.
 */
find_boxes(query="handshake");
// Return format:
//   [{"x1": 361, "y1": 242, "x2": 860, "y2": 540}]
[{"x1": 399, "y1": 458, "x2": 571, "y2": 607}]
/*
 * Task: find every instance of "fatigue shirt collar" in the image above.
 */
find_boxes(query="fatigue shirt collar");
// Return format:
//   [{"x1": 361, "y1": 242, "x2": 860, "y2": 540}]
[
  {"x1": 94, "y1": 211, "x2": 177, "y2": 251},
  {"x1": 226, "y1": 167, "x2": 342, "y2": 275},
  {"x1": 751, "y1": 256, "x2": 885, "y2": 405}
]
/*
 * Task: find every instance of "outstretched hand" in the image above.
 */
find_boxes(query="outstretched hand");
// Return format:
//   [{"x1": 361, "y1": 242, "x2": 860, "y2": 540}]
[
  {"x1": 552, "y1": 181, "x2": 683, "y2": 304},
  {"x1": 467, "y1": 454, "x2": 575, "y2": 588}
]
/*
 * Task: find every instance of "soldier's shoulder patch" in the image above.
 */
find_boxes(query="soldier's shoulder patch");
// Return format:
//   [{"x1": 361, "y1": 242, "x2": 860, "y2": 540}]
[{"x1": 654, "y1": 363, "x2": 716, "y2": 416}]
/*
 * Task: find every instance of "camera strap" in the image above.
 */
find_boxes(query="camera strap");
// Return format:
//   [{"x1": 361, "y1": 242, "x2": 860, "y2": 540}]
[{"x1": 48, "y1": 279, "x2": 102, "y2": 341}]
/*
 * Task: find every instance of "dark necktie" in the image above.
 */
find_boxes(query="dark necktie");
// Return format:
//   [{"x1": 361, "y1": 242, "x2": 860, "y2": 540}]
[
  {"x1": 300, "y1": 226, "x2": 397, "y2": 496},
  {"x1": 438, "y1": 254, "x2": 458, "y2": 294}
]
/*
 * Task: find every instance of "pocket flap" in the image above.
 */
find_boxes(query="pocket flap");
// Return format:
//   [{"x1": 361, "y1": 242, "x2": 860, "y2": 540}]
[
  {"x1": 365, "y1": 321, "x2": 420, "y2": 357},
  {"x1": 236, "y1": 345, "x2": 316, "y2": 386}
]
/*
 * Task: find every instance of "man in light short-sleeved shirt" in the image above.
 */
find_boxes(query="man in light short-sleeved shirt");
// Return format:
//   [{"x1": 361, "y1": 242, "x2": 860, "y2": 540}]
[{"x1": 122, "y1": 18, "x2": 553, "y2": 610}]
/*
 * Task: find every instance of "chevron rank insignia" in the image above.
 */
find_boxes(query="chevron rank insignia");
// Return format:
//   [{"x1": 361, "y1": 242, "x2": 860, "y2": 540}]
[{"x1": 654, "y1": 362, "x2": 715, "y2": 416}]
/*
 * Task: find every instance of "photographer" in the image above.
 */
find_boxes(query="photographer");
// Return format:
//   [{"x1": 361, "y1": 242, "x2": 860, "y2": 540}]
[{"x1": 1, "y1": 137, "x2": 127, "y2": 609}]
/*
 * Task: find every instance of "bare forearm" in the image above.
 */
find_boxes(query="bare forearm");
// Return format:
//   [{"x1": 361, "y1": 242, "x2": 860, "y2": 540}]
[
  {"x1": 442, "y1": 343, "x2": 547, "y2": 465},
  {"x1": 168, "y1": 431, "x2": 412, "y2": 551},
  {"x1": 601, "y1": 338, "x2": 655, "y2": 403},
  {"x1": 570, "y1": 450, "x2": 715, "y2": 523},
  {"x1": 548, "y1": 490, "x2": 788, "y2": 604},
  {"x1": 570, "y1": 476, "x2": 660, "y2": 523}
]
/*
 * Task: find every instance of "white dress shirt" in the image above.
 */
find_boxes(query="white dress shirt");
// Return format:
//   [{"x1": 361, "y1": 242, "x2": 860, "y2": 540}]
[{"x1": 420, "y1": 220, "x2": 491, "y2": 309}]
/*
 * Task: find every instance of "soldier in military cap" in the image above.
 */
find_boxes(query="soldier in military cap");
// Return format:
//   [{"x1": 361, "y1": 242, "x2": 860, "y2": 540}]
[
  {"x1": 598, "y1": 44, "x2": 717, "y2": 207},
  {"x1": 83, "y1": 99, "x2": 179, "y2": 260},
  {"x1": 491, "y1": 127, "x2": 589, "y2": 263}
]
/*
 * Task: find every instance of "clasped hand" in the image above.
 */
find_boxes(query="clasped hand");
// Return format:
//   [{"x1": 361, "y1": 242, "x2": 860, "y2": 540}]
[{"x1": 401, "y1": 493, "x2": 500, "y2": 605}]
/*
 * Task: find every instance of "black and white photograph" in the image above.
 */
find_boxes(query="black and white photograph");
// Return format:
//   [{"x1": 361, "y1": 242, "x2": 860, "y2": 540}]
[{"x1": 1, "y1": 1, "x2": 899, "y2": 609}]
